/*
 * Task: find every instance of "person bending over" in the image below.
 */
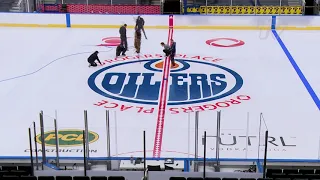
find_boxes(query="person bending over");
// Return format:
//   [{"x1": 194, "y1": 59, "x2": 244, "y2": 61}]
[
  {"x1": 88, "y1": 51, "x2": 102, "y2": 67},
  {"x1": 116, "y1": 44, "x2": 126, "y2": 57},
  {"x1": 161, "y1": 42, "x2": 171, "y2": 56},
  {"x1": 161, "y1": 42, "x2": 176, "y2": 67}
]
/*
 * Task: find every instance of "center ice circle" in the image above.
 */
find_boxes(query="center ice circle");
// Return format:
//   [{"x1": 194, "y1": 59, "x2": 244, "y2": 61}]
[{"x1": 88, "y1": 59, "x2": 244, "y2": 105}]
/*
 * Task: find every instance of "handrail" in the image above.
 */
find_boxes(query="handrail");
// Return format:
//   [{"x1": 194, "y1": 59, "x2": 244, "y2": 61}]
[
  {"x1": 17, "y1": 0, "x2": 24, "y2": 8},
  {"x1": 16, "y1": 0, "x2": 25, "y2": 12},
  {"x1": 16, "y1": 0, "x2": 31, "y2": 12}
]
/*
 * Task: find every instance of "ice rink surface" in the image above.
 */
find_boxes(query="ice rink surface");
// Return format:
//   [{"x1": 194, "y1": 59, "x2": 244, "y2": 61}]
[
  {"x1": 0, "y1": 26, "x2": 319, "y2": 161},
  {"x1": 277, "y1": 30, "x2": 320, "y2": 104}
]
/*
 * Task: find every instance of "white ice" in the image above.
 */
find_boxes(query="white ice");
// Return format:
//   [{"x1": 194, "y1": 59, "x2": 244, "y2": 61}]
[
  {"x1": 278, "y1": 30, "x2": 320, "y2": 104},
  {"x1": 0, "y1": 27, "x2": 319, "y2": 160}
]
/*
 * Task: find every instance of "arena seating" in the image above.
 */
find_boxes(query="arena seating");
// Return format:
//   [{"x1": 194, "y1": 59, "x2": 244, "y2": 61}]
[
  {"x1": 266, "y1": 168, "x2": 320, "y2": 179},
  {"x1": 54, "y1": 0, "x2": 154, "y2": 5},
  {"x1": 3, "y1": 177, "x2": 320, "y2": 180},
  {"x1": 41, "y1": 4, "x2": 161, "y2": 14},
  {"x1": 60, "y1": 0, "x2": 135, "y2": 5},
  {"x1": 0, "y1": 176, "x2": 124, "y2": 180},
  {"x1": 171, "y1": 178, "x2": 262, "y2": 180},
  {"x1": 259, "y1": 0, "x2": 289, "y2": 6},
  {"x1": 1, "y1": 169, "x2": 320, "y2": 180},
  {"x1": 0, "y1": 0, "x2": 15, "y2": 11},
  {"x1": 191, "y1": 0, "x2": 289, "y2": 6},
  {"x1": 167, "y1": 169, "x2": 320, "y2": 180},
  {"x1": 0, "y1": 166, "x2": 32, "y2": 176},
  {"x1": 170, "y1": 176, "x2": 319, "y2": 180}
]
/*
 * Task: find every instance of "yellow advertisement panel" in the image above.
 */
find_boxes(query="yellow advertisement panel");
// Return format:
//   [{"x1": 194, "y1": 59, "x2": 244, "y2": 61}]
[
  {"x1": 199, "y1": 6, "x2": 302, "y2": 15},
  {"x1": 186, "y1": 6, "x2": 200, "y2": 14},
  {"x1": 200, "y1": 6, "x2": 231, "y2": 14}
]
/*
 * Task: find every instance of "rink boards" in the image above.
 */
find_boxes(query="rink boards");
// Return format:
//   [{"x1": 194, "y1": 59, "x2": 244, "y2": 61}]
[{"x1": 0, "y1": 15, "x2": 319, "y2": 162}]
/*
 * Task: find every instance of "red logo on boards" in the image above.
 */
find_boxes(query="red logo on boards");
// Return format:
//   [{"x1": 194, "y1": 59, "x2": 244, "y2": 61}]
[{"x1": 206, "y1": 38, "x2": 245, "y2": 47}]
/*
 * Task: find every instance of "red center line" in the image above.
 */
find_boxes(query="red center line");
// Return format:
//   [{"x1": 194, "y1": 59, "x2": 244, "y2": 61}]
[{"x1": 153, "y1": 15, "x2": 174, "y2": 158}]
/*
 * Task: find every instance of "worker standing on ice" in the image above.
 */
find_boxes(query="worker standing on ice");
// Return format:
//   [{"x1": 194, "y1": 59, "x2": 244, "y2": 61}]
[
  {"x1": 134, "y1": 29, "x2": 142, "y2": 54},
  {"x1": 119, "y1": 24, "x2": 128, "y2": 55},
  {"x1": 135, "y1": 16, "x2": 147, "y2": 40},
  {"x1": 170, "y1": 39, "x2": 176, "y2": 67}
]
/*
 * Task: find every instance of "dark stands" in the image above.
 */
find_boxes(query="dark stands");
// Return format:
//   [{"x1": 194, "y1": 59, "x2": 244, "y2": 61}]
[
  {"x1": 0, "y1": 0, "x2": 15, "y2": 11},
  {"x1": 169, "y1": 168, "x2": 320, "y2": 180}
]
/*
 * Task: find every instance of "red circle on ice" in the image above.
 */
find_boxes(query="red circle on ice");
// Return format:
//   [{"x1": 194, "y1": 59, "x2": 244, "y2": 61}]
[
  {"x1": 206, "y1": 38, "x2": 245, "y2": 47},
  {"x1": 100, "y1": 37, "x2": 121, "y2": 46},
  {"x1": 98, "y1": 37, "x2": 131, "y2": 47}
]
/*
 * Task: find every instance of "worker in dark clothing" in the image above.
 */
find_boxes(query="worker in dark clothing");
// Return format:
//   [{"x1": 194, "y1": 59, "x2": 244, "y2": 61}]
[
  {"x1": 170, "y1": 39, "x2": 176, "y2": 67},
  {"x1": 135, "y1": 16, "x2": 147, "y2": 39},
  {"x1": 161, "y1": 40, "x2": 176, "y2": 67},
  {"x1": 134, "y1": 29, "x2": 142, "y2": 54},
  {"x1": 161, "y1": 42, "x2": 171, "y2": 56},
  {"x1": 119, "y1": 24, "x2": 128, "y2": 55},
  {"x1": 116, "y1": 44, "x2": 126, "y2": 57},
  {"x1": 88, "y1": 51, "x2": 102, "y2": 67}
]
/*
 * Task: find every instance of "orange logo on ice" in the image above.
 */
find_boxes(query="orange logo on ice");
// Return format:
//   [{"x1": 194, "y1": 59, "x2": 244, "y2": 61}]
[{"x1": 155, "y1": 61, "x2": 179, "y2": 69}]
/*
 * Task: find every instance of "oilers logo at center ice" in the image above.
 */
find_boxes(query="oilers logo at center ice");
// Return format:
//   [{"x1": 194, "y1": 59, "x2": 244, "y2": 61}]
[{"x1": 88, "y1": 58, "x2": 243, "y2": 106}]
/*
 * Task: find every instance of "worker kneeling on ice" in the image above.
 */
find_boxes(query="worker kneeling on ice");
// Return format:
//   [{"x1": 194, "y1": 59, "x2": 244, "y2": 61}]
[{"x1": 88, "y1": 51, "x2": 102, "y2": 67}]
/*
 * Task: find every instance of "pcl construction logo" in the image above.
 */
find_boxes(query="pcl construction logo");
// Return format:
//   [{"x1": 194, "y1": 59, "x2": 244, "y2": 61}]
[{"x1": 35, "y1": 129, "x2": 99, "y2": 147}]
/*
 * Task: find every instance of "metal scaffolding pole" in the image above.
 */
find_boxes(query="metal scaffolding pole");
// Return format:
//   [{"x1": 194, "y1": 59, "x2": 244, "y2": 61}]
[
  {"x1": 39, "y1": 111, "x2": 46, "y2": 170},
  {"x1": 28, "y1": 128, "x2": 34, "y2": 176},
  {"x1": 84, "y1": 110, "x2": 90, "y2": 160},
  {"x1": 54, "y1": 119, "x2": 60, "y2": 167},
  {"x1": 194, "y1": 111, "x2": 199, "y2": 172},
  {"x1": 203, "y1": 131, "x2": 207, "y2": 178},
  {"x1": 33, "y1": 122, "x2": 39, "y2": 170},
  {"x1": 215, "y1": 111, "x2": 221, "y2": 172},
  {"x1": 106, "y1": 110, "x2": 111, "y2": 170}
]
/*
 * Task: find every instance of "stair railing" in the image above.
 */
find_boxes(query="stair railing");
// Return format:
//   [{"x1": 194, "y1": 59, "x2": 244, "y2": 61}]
[{"x1": 17, "y1": 0, "x2": 25, "y2": 12}]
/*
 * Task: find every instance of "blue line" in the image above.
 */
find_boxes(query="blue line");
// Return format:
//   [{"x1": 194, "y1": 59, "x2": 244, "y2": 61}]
[
  {"x1": 66, "y1": 13, "x2": 71, "y2": 28},
  {"x1": 272, "y1": 30, "x2": 320, "y2": 110},
  {"x1": 183, "y1": 160, "x2": 189, "y2": 172},
  {"x1": 256, "y1": 160, "x2": 262, "y2": 173},
  {"x1": 271, "y1": 15, "x2": 276, "y2": 29},
  {"x1": 0, "y1": 49, "x2": 113, "y2": 83}
]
